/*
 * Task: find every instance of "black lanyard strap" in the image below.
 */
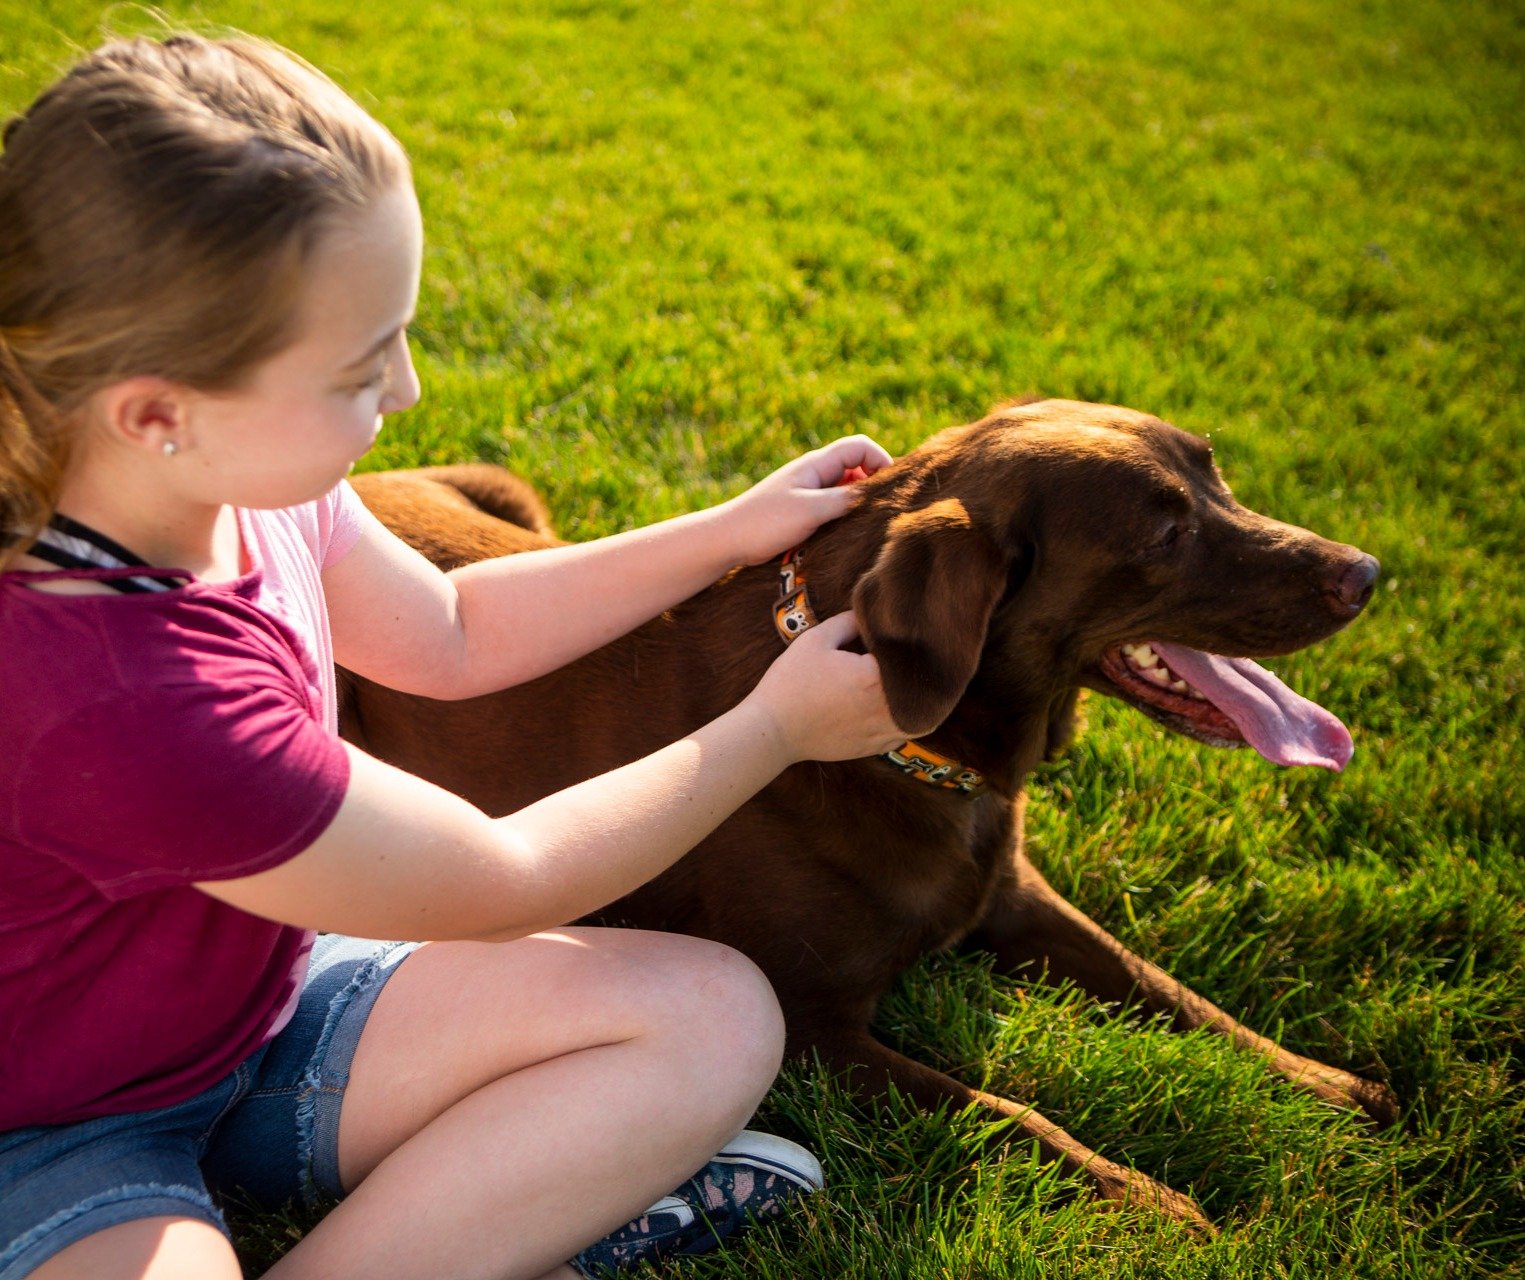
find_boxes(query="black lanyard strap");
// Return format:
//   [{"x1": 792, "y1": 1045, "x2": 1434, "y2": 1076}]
[
  {"x1": 46, "y1": 512, "x2": 157, "y2": 568},
  {"x1": 4, "y1": 515, "x2": 187, "y2": 593}
]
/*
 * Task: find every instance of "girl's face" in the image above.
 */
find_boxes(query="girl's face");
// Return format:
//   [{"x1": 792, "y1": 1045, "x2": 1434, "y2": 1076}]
[{"x1": 178, "y1": 181, "x2": 424, "y2": 510}]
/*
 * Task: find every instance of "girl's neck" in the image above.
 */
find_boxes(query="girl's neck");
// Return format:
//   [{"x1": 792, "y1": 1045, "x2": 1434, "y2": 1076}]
[{"x1": 43, "y1": 468, "x2": 246, "y2": 584}]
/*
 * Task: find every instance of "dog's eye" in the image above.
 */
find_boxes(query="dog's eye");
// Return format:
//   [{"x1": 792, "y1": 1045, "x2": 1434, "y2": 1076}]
[{"x1": 1153, "y1": 521, "x2": 1192, "y2": 555}]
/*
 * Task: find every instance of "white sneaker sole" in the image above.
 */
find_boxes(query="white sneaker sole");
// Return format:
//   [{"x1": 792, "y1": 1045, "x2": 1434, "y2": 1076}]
[{"x1": 713, "y1": 1129, "x2": 824, "y2": 1191}]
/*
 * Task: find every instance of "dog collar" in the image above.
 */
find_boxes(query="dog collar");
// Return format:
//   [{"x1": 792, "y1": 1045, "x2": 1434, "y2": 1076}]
[{"x1": 774, "y1": 549, "x2": 987, "y2": 797}]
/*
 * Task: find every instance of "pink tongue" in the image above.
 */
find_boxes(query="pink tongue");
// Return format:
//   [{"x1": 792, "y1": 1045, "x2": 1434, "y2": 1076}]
[{"x1": 1151, "y1": 641, "x2": 1353, "y2": 771}]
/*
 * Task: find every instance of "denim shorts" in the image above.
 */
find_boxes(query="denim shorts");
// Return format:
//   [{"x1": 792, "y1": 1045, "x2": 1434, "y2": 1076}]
[{"x1": 0, "y1": 934, "x2": 420, "y2": 1279}]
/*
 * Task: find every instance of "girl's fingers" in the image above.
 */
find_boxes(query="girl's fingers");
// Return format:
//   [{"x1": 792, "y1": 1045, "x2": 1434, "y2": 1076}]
[
  {"x1": 799, "y1": 609, "x2": 861, "y2": 650},
  {"x1": 797, "y1": 436, "x2": 893, "y2": 488},
  {"x1": 803, "y1": 484, "x2": 859, "y2": 522}
]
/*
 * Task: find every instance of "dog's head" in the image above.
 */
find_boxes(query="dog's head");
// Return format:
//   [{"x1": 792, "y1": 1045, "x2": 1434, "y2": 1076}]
[{"x1": 844, "y1": 399, "x2": 1378, "y2": 771}]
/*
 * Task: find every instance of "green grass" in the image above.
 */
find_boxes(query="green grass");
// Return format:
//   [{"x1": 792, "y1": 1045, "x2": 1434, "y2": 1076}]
[{"x1": 6, "y1": 0, "x2": 1523, "y2": 1275}]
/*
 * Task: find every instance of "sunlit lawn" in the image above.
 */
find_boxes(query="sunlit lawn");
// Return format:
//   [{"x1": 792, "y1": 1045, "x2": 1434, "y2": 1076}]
[{"x1": 6, "y1": 0, "x2": 1521, "y2": 1274}]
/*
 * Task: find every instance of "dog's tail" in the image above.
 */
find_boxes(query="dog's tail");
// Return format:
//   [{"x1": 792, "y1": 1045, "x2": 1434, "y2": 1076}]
[{"x1": 415, "y1": 464, "x2": 556, "y2": 537}]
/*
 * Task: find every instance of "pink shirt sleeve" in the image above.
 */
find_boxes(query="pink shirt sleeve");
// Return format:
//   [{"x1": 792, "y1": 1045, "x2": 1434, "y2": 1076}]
[
  {"x1": 16, "y1": 675, "x2": 350, "y2": 900},
  {"x1": 318, "y1": 479, "x2": 368, "y2": 570}
]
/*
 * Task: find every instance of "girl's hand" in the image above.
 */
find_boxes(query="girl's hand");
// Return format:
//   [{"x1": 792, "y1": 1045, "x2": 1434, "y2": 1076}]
[
  {"x1": 720, "y1": 435, "x2": 894, "y2": 566},
  {"x1": 744, "y1": 611, "x2": 910, "y2": 763}
]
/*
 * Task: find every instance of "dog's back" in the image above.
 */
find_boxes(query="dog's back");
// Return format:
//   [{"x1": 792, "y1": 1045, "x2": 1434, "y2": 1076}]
[{"x1": 350, "y1": 465, "x2": 557, "y2": 568}]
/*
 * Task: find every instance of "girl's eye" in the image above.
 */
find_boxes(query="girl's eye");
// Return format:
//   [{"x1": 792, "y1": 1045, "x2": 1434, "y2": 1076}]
[{"x1": 353, "y1": 362, "x2": 391, "y2": 394}]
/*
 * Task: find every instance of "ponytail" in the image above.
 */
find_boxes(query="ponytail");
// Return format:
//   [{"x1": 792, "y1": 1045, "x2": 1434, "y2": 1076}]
[{"x1": 0, "y1": 328, "x2": 69, "y2": 569}]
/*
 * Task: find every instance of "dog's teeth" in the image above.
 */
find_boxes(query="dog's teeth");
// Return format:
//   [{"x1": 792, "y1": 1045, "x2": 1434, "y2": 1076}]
[
  {"x1": 1146, "y1": 667, "x2": 1171, "y2": 685},
  {"x1": 1121, "y1": 643, "x2": 1138, "y2": 657},
  {"x1": 1171, "y1": 679, "x2": 1189, "y2": 693},
  {"x1": 1135, "y1": 645, "x2": 1160, "y2": 668}
]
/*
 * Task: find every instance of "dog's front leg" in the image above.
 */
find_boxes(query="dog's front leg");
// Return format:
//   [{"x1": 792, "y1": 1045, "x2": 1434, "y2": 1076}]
[
  {"x1": 966, "y1": 853, "x2": 1398, "y2": 1126},
  {"x1": 804, "y1": 1025, "x2": 1214, "y2": 1232}
]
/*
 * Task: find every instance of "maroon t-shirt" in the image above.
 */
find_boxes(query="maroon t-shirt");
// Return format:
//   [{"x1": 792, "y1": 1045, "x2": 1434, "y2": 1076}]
[{"x1": 0, "y1": 489, "x2": 363, "y2": 1129}]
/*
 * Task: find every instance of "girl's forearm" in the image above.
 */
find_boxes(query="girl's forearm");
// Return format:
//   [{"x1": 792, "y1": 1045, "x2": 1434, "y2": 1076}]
[
  {"x1": 435, "y1": 437, "x2": 881, "y2": 700},
  {"x1": 444, "y1": 503, "x2": 739, "y2": 698},
  {"x1": 474, "y1": 698, "x2": 795, "y2": 940}
]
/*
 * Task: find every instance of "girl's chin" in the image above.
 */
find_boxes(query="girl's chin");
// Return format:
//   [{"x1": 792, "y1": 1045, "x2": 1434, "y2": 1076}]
[
  {"x1": 350, "y1": 435, "x2": 380, "y2": 469},
  {"x1": 279, "y1": 466, "x2": 360, "y2": 507}
]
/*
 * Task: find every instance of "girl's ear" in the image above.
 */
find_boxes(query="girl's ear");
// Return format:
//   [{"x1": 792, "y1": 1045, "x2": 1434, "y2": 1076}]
[
  {"x1": 95, "y1": 376, "x2": 190, "y2": 455},
  {"x1": 851, "y1": 498, "x2": 1011, "y2": 736}
]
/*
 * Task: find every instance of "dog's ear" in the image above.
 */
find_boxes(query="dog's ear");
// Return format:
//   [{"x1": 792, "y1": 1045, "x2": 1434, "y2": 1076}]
[{"x1": 852, "y1": 498, "x2": 1008, "y2": 736}]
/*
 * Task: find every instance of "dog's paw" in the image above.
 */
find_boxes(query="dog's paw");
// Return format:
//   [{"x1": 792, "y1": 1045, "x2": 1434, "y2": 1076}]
[
  {"x1": 1287, "y1": 1060, "x2": 1400, "y2": 1128},
  {"x1": 1344, "y1": 1076, "x2": 1400, "y2": 1128},
  {"x1": 1090, "y1": 1165, "x2": 1217, "y2": 1238}
]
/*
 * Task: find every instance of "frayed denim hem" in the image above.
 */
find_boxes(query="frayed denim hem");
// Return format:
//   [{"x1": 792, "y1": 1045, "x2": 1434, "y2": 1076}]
[{"x1": 295, "y1": 939, "x2": 419, "y2": 1210}]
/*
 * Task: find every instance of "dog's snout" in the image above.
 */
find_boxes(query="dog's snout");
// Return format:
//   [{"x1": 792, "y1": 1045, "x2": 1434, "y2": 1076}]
[{"x1": 1325, "y1": 553, "x2": 1379, "y2": 616}]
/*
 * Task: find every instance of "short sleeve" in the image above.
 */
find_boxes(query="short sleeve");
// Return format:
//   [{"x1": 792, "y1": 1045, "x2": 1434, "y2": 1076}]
[
  {"x1": 318, "y1": 480, "x2": 368, "y2": 569},
  {"x1": 16, "y1": 677, "x2": 350, "y2": 900}
]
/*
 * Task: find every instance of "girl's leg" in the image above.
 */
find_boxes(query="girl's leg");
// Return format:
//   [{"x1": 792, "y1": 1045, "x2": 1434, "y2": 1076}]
[
  {"x1": 264, "y1": 927, "x2": 787, "y2": 1280},
  {"x1": 31, "y1": 1217, "x2": 240, "y2": 1280}
]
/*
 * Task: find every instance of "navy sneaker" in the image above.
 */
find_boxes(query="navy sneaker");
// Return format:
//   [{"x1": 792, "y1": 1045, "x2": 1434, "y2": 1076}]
[{"x1": 569, "y1": 1130, "x2": 823, "y2": 1277}]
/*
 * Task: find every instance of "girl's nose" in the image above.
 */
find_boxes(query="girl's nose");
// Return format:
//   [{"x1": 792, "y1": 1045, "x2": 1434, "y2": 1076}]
[{"x1": 381, "y1": 336, "x2": 421, "y2": 414}]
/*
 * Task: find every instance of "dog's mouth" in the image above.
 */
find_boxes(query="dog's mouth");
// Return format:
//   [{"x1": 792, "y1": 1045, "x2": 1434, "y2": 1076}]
[{"x1": 1097, "y1": 641, "x2": 1353, "y2": 771}]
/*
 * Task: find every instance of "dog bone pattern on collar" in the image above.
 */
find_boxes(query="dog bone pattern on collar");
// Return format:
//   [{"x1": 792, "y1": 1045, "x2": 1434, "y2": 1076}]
[
  {"x1": 774, "y1": 549, "x2": 987, "y2": 797},
  {"x1": 774, "y1": 548, "x2": 820, "y2": 640}
]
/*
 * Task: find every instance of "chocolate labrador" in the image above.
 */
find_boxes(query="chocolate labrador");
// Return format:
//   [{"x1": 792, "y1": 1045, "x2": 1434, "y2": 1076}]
[{"x1": 337, "y1": 398, "x2": 1395, "y2": 1228}]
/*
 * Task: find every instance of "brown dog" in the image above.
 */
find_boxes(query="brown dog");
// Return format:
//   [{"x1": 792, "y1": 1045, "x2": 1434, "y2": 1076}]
[{"x1": 338, "y1": 398, "x2": 1396, "y2": 1228}]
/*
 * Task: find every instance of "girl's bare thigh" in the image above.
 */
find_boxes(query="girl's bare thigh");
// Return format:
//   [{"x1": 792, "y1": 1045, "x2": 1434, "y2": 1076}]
[
  {"x1": 31, "y1": 1217, "x2": 240, "y2": 1280},
  {"x1": 336, "y1": 926, "x2": 785, "y2": 1190}
]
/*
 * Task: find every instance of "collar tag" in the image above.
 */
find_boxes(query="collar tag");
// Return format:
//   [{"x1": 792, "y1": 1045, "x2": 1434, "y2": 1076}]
[{"x1": 881, "y1": 743, "x2": 987, "y2": 795}]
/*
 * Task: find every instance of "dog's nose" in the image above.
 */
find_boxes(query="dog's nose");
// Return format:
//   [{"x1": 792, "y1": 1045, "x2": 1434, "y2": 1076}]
[{"x1": 1326, "y1": 553, "x2": 1379, "y2": 616}]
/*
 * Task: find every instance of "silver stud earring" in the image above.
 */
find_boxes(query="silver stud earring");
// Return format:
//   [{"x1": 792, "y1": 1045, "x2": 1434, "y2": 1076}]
[{"x1": 162, "y1": 440, "x2": 179, "y2": 458}]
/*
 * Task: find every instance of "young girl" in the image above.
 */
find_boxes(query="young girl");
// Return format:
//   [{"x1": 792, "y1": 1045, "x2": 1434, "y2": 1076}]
[{"x1": 0, "y1": 33, "x2": 911, "y2": 1280}]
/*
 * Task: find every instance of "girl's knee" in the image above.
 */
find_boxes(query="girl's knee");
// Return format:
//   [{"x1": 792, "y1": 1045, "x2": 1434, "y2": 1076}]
[
  {"x1": 699, "y1": 941, "x2": 787, "y2": 1066},
  {"x1": 681, "y1": 941, "x2": 786, "y2": 1128},
  {"x1": 556, "y1": 927, "x2": 785, "y2": 1095},
  {"x1": 632, "y1": 932, "x2": 786, "y2": 1086}
]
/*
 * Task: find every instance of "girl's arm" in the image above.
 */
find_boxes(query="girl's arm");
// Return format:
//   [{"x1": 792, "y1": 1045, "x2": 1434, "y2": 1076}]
[
  {"x1": 323, "y1": 435, "x2": 890, "y2": 700},
  {"x1": 195, "y1": 613, "x2": 904, "y2": 940}
]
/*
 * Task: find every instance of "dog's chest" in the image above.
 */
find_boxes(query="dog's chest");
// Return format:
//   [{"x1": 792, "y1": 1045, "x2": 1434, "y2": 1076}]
[{"x1": 834, "y1": 792, "x2": 1016, "y2": 958}]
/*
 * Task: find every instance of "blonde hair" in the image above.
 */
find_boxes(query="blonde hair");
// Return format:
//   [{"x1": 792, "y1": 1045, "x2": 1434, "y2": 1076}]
[{"x1": 0, "y1": 33, "x2": 409, "y2": 567}]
